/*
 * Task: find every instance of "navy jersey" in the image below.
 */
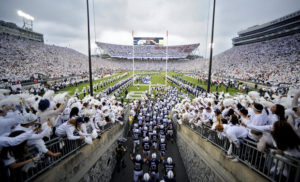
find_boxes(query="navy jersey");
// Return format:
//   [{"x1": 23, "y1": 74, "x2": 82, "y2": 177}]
[
  {"x1": 133, "y1": 131, "x2": 140, "y2": 140},
  {"x1": 149, "y1": 159, "x2": 160, "y2": 172},
  {"x1": 142, "y1": 129, "x2": 148, "y2": 137},
  {"x1": 168, "y1": 123, "x2": 173, "y2": 130},
  {"x1": 163, "y1": 161, "x2": 175, "y2": 174},
  {"x1": 148, "y1": 124, "x2": 153, "y2": 132},
  {"x1": 133, "y1": 159, "x2": 144, "y2": 171},
  {"x1": 142, "y1": 141, "x2": 151, "y2": 151},
  {"x1": 159, "y1": 142, "x2": 167, "y2": 151},
  {"x1": 159, "y1": 127, "x2": 165, "y2": 135},
  {"x1": 151, "y1": 133, "x2": 158, "y2": 142}
]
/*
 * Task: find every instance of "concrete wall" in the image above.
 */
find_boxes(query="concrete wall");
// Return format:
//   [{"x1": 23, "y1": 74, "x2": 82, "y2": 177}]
[
  {"x1": 176, "y1": 124, "x2": 268, "y2": 182},
  {"x1": 34, "y1": 124, "x2": 124, "y2": 182}
]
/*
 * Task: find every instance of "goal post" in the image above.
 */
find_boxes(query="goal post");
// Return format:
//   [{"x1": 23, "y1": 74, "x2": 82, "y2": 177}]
[{"x1": 132, "y1": 31, "x2": 169, "y2": 88}]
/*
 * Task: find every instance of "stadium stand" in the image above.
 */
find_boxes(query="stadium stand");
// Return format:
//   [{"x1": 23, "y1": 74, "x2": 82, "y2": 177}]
[
  {"x1": 232, "y1": 10, "x2": 300, "y2": 46},
  {"x1": 96, "y1": 42, "x2": 200, "y2": 59},
  {"x1": 0, "y1": 20, "x2": 44, "y2": 42}
]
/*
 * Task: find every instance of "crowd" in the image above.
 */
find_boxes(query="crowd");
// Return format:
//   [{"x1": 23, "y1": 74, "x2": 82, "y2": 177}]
[
  {"x1": 0, "y1": 89, "x2": 125, "y2": 181},
  {"x1": 124, "y1": 87, "x2": 180, "y2": 182},
  {"x1": 97, "y1": 33, "x2": 300, "y2": 89},
  {"x1": 185, "y1": 33, "x2": 300, "y2": 88},
  {"x1": 173, "y1": 87, "x2": 300, "y2": 178},
  {"x1": 97, "y1": 42, "x2": 199, "y2": 59},
  {"x1": 0, "y1": 34, "x2": 116, "y2": 83},
  {"x1": 2, "y1": 32, "x2": 299, "y2": 91}
]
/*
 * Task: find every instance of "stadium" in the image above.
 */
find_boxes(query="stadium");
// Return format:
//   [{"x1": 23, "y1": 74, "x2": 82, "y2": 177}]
[{"x1": 0, "y1": 1, "x2": 300, "y2": 182}]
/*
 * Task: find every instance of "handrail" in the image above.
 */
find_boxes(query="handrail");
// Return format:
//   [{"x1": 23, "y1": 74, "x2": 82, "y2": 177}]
[
  {"x1": 7, "y1": 116, "x2": 125, "y2": 182},
  {"x1": 172, "y1": 112, "x2": 300, "y2": 182}
]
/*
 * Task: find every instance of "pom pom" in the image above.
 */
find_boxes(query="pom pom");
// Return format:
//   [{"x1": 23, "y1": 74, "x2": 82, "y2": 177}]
[
  {"x1": 91, "y1": 130, "x2": 98, "y2": 139},
  {"x1": 85, "y1": 136, "x2": 93, "y2": 145},
  {"x1": 0, "y1": 89, "x2": 10, "y2": 95},
  {"x1": 223, "y1": 99, "x2": 235, "y2": 107},
  {"x1": 43, "y1": 90, "x2": 55, "y2": 100},
  {"x1": 53, "y1": 92, "x2": 69, "y2": 104},
  {"x1": 38, "y1": 99, "x2": 50, "y2": 112},
  {"x1": 248, "y1": 91, "x2": 260, "y2": 99}
]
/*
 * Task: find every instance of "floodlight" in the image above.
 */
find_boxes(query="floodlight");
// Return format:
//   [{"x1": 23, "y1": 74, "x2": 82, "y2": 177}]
[{"x1": 17, "y1": 10, "x2": 34, "y2": 21}]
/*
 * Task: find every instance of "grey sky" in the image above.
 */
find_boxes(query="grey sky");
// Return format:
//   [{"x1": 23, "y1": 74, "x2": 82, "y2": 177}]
[{"x1": 1, "y1": 0, "x2": 299, "y2": 57}]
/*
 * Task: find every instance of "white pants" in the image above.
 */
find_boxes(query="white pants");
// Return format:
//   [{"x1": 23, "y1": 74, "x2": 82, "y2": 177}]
[
  {"x1": 160, "y1": 134, "x2": 166, "y2": 140},
  {"x1": 133, "y1": 140, "x2": 140, "y2": 147},
  {"x1": 152, "y1": 142, "x2": 157, "y2": 149},
  {"x1": 143, "y1": 150, "x2": 150, "y2": 157},
  {"x1": 133, "y1": 170, "x2": 143, "y2": 182},
  {"x1": 167, "y1": 130, "x2": 173, "y2": 136}
]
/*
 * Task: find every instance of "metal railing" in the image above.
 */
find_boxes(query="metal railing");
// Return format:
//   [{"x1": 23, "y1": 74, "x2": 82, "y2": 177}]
[
  {"x1": 172, "y1": 113, "x2": 300, "y2": 182},
  {"x1": 7, "y1": 122, "x2": 119, "y2": 182}
]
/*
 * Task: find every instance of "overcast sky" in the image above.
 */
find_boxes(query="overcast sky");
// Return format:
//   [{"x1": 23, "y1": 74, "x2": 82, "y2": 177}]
[{"x1": 1, "y1": 0, "x2": 299, "y2": 57}]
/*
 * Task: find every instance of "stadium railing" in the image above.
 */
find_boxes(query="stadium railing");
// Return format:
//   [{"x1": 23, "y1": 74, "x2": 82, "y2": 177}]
[
  {"x1": 10, "y1": 109, "x2": 130, "y2": 182},
  {"x1": 171, "y1": 112, "x2": 300, "y2": 182}
]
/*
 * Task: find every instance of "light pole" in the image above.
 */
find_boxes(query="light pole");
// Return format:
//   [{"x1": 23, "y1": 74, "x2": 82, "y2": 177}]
[
  {"x1": 86, "y1": 0, "x2": 93, "y2": 96},
  {"x1": 207, "y1": 0, "x2": 216, "y2": 93},
  {"x1": 17, "y1": 10, "x2": 34, "y2": 31}
]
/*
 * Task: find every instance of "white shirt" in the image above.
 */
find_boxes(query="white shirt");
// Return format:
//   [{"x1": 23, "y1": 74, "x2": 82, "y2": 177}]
[
  {"x1": 13, "y1": 125, "x2": 50, "y2": 154},
  {"x1": 0, "y1": 130, "x2": 33, "y2": 150},
  {"x1": 0, "y1": 116, "x2": 20, "y2": 136},
  {"x1": 248, "y1": 108, "x2": 269, "y2": 126},
  {"x1": 55, "y1": 122, "x2": 80, "y2": 140},
  {"x1": 226, "y1": 125, "x2": 248, "y2": 145}
]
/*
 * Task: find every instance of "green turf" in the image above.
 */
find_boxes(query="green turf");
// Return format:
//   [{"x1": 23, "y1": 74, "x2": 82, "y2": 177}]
[
  {"x1": 117, "y1": 72, "x2": 195, "y2": 101},
  {"x1": 58, "y1": 72, "x2": 132, "y2": 98},
  {"x1": 177, "y1": 74, "x2": 241, "y2": 95},
  {"x1": 59, "y1": 71, "x2": 243, "y2": 101}
]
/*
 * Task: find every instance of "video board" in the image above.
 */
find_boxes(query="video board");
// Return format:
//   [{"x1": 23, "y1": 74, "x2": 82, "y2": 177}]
[{"x1": 133, "y1": 37, "x2": 164, "y2": 46}]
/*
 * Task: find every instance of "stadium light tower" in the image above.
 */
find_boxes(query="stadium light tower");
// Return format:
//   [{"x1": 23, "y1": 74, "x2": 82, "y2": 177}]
[
  {"x1": 86, "y1": 0, "x2": 93, "y2": 96},
  {"x1": 17, "y1": 10, "x2": 34, "y2": 31},
  {"x1": 207, "y1": 0, "x2": 216, "y2": 93}
]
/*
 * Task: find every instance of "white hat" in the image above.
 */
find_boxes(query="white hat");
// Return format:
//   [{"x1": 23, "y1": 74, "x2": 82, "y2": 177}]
[{"x1": 21, "y1": 113, "x2": 38, "y2": 124}]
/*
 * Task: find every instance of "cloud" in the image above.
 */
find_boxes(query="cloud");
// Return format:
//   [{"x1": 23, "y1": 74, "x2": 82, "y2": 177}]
[{"x1": 1, "y1": 0, "x2": 300, "y2": 56}]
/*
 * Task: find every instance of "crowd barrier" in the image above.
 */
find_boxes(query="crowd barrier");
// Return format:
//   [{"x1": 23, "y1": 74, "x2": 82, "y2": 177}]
[
  {"x1": 171, "y1": 112, "x2": 300, "y2": 182},
  {"x1": 7, "y1": 115, "x2": 128, "y2": 182}
]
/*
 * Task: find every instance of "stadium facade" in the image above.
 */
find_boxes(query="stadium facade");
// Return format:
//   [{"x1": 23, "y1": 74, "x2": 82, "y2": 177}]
[
  {"x1": 96, "y1": 42, "x2": 200, "y2": 60},
  {"x1": 232, "y1": 10, "x2": 300, "y2": 46},
  {"x1": 0, "y1": 20, "x2": 44, "y2": 42}
]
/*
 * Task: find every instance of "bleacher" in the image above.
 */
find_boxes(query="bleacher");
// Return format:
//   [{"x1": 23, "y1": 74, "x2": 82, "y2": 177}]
[
  {"x1": 96, "y1": 42, "x2": 200, "y2": 60},
  {"x1": 232, "y1": 10, "x2": 300, "y2": 46}
]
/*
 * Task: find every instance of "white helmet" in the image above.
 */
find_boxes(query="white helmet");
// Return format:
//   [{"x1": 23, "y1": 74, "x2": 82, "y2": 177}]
[
  {"x1": 150, "y1": 122, "x2": 153, "y2": 125},
  {"x1": 144, "y1": 127, "x2": 148, "y2": 130},
  {"x1": 152, "y1": 153, "x2": 157, "y2": 159},
  {"x1": 161, "y1": 138, "x2": 165, "y2": 143},
  {"x1": 144, "y1": 137, "x2": 149, "y2": 141},
  {"x1": 143, "y1": 173, "x2": 150, "y2": 181},
  {"x1": 135, "y1": 129, "x2": 139, "y2": 133},
  {"x1": 136, "y1": 154, "x2": 142, "y2": 161},
  {"x1": 153, "y1": 130, "x2": 157, "y2": 134},
  {"x1": 160, "y1": 180, "x2": 165, "y2": 182},
  {"x1": 160, "y1": 125, "x2": 164, "y2": 129},
  {"x1": 167, "y1": 170, "x2": 174, "y2": 179},
  {"x1": 167, "y1": 157, "x2": 173, "y2": 164}
]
